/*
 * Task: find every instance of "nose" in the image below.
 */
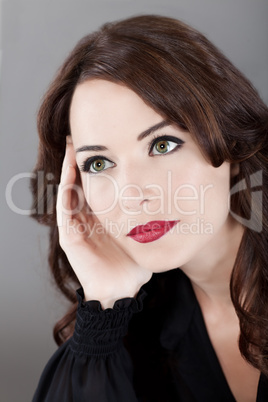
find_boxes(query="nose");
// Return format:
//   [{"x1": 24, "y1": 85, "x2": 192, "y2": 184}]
[
  {"x1": 120, "y1": 184, "x2": 150, "y2": 212},
  {"x1": 118, "y1": 165, "x2": 160, "y2": 214}
]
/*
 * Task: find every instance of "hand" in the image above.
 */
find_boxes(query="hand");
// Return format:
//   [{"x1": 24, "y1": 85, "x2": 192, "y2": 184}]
[{"x1": 57, "y1": 137, "x2": 152, "y2": 309}]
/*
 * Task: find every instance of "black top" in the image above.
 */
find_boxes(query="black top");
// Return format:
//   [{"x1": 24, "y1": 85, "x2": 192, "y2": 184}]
[{"x1": 33, "y1": 269, "x2": 268, "y2": 401}]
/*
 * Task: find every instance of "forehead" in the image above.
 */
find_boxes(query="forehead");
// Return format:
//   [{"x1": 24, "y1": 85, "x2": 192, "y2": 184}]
[{"x1": 70, "y1": 79, "x2": 163, "y2": 142}]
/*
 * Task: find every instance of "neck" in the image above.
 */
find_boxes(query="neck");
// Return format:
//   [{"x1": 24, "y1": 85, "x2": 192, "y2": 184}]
[{"x1": 181, "y1": 216, "x2": 244, "y2": 308}]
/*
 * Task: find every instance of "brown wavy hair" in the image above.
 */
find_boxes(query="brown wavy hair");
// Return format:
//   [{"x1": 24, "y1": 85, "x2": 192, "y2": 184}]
[{"x1": 31, "y1": 15, "x2": 268, "y2": 375}]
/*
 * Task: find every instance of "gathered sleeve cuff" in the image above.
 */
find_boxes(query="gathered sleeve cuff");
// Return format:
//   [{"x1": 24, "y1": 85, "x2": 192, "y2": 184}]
[
  {"x1": 33, "y1": 287, "x2": 147, "y2": 402},
  {"x1": 70, "y1": 287, "x2": 147, "y2": 357}
]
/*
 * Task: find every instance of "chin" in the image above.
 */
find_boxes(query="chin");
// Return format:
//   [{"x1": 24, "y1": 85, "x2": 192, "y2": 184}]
[
  {"x1": 133, "y1": 253, "x2": 182, "y2": 273},
  {"x1": 152, "y1": 265, "x2": 180, "y2": 274}
]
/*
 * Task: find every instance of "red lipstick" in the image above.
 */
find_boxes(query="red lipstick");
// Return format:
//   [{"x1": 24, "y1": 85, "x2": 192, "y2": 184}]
[{"x1": 126, "y1": 220, "x2": 179, "y2": 243}]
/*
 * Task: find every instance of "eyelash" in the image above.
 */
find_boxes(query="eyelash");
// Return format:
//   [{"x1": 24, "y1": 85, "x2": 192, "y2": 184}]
[{"x1": 80, "y1": 134, "x2": 184, "y2": 174}]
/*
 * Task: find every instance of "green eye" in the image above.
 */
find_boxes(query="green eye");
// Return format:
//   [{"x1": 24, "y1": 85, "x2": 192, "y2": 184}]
[
  {"x1": 90, "y1": 159, "x2": 106, "y2": 172},
  {"x1": 149, "y1": 135, "x2": 184, "y2": 156},
  {"x1": 155, "y1": 140, "x2": 169, "y2": 154},
  {"x1": 81, "y1": 157, "x2": 115, "y2": 174},
  {"x1": 151, "y1": 139, "x2": 179, "y2": 155}
]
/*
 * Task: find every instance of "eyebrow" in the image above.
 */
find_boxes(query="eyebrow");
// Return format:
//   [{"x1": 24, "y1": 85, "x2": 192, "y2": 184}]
[
  {"x1": 137, "y1": 120, "x2": 171, "y2": 141},
  {"x1": 76, "y1": 145, "x2": 108, "y2": 153},
  {"x1": 75, "y1": 120, "x2": 170, "y2": 153}
]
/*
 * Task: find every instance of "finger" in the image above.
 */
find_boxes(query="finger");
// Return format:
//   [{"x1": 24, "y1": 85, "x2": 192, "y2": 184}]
[
  {"x1": 57, "y1": 137, "x2": 77, "y2": 223},
  {"x1": 57, "y1": 155, "x2": 93, "y2": 233},
  {"x1": 66, "y1": 140, "x2": 77, "y2": 167},
  {"x1": 57, "y1": 163, "x2": 77, "y2": 228},
  {"x1": 59, "y1": 138, "x2": 103, "y2": 237},
  {"x1": 61, "y1": 136, "x2": 76, "y2": 175}
]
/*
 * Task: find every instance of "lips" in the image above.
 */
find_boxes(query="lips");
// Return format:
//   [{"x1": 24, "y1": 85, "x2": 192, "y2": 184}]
[{"x1": 126, "y1": 220, "x2": 180, "y2": 243}]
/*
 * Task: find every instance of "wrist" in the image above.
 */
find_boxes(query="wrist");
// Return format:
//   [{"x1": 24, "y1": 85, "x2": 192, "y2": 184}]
[{"x1": 83, "y1": 288, "x2": 139, "y2": 310}]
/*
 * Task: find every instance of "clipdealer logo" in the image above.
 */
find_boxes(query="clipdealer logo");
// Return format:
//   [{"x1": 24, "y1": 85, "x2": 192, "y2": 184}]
[
  {"x1": 5, "y1": 170, "x2": 264, "y2": 233},
  {"x1": 229, "y1": 170, "x2": 263, "y2": 232}
]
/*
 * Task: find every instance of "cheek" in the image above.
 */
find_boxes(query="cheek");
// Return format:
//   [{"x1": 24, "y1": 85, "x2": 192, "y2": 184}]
[
  {"x1": 196, "y1": 168, "x2": 230, "y2": 232},
  {"x1": 172, "y1": 164, "x2": 231, "y2": 226},
  {"x1": 200, "y1": 182, "x2": 230, "y2": 234},
  {"x1": 81, "y1": 174, "x2": 118, "y2": 215}
]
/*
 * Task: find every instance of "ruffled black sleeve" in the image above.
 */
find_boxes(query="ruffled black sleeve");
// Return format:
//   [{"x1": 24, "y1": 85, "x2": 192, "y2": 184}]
[{"x1": 32, "y1": 287, "x2": 147, "y2": 402}]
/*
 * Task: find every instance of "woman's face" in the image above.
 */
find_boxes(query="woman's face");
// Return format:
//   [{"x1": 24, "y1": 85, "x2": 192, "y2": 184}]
[{"x1": 70, "y1": 79, "x2": 235, "y2": 272}]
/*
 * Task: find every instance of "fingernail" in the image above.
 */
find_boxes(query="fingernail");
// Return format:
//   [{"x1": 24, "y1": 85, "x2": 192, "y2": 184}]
[{"x1": 66, "y1": 135, "x2": 72, "y2": 144}]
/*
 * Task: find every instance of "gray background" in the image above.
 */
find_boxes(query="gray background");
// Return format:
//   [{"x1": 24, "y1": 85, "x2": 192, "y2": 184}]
[{"x1": 1, "y1": 0, "x2": 267, "y2": 401}]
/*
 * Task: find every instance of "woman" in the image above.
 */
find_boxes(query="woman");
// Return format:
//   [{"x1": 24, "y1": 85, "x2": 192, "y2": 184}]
[{"x1": 32, "y1": 15, "x2": 268, "y2": 401}]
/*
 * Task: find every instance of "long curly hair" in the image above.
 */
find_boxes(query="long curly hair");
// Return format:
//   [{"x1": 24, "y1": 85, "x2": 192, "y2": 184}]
[{"x1": 31, "y1": 15, "x2": 268, "y2": 375}]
